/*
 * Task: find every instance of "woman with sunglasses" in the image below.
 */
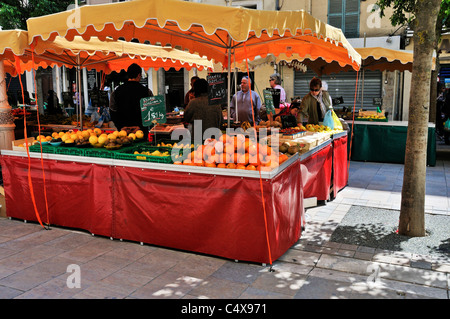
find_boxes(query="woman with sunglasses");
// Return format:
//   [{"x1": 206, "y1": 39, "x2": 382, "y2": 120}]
[{"x1": 299, "y1": 77, "x2": 333, "y2": 124}]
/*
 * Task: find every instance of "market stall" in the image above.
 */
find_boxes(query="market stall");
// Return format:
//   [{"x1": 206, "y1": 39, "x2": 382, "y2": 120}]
[
  {"x1": 347, "y1": 120, "x2": 436, "y2": 166},
  {"x1": 0, "y1": 143, "x2": 303, "y2": 264},
  {"x1": 4, "y1": 1, "x2": 361, "y2": 264},
  {"x1": 26, "y1": 0, "x2": 361, "y2": 126}
]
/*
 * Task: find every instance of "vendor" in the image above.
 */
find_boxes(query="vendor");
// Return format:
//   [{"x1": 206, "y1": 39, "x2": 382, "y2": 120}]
[
  {"x1": 299, "y1": 77, "x2": 332, "y2": 124},
  {"x1": 109, "y1": 63, "x2": 153, "y2": 135},
  {"x1": 275, "y1": 104, "x2": 300, "y2": 128},
  {"x1": 184, "y1": 78, "x2": 223, "y2": 140}
]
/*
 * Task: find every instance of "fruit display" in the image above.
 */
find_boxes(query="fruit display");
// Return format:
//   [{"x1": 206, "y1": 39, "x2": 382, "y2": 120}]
[
  {"x1": 356, "y1": 114, "x2": 387, "y2": 121},
  {"x1": 33, "y1": 128, "x2": 144, "y2": 150},
  {"x1": 36, "y1": 135, "x2": 53, "y2": 143},
  {"x1": 133, "y1": 149, "x2": 170, "y2": 160},
  {"x1": 356, "y1": 110, "x2": 387, "y2": 121},
  {"x1": 12, "y1": 108, "x2": 32, "y2": 117},
  {"x1": 305, "y1": 124, "x2": 332, "y2": 132},
  {"x1": 257, "y1": 120, "x2": 282, "y2": 128},
  {"x1": 174, "y1": 133, "x2": 290, "y2": 170}
]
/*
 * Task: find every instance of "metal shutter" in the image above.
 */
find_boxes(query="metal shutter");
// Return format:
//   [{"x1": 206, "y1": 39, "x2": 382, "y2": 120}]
[{"x1": 294, "y1": 70, "x2": 382, "y2": 111}]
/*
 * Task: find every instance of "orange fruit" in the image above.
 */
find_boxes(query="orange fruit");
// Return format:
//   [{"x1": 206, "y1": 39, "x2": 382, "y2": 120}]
[
  {"x1": 236, "y1": 164, "x2": 247, "y2": 170},
  {"x1": 279, "y1": 154, "x2": 289, "y2": 164},
  {"x1": 246, "y1": 164, "x2": 257, "y2": 170},
  {"x1": 237, "y1": 153, "x2": 249, "y2": 165},
  {"x1": 219, "y1": 134, "x2": 229, "y2": 144},
  {"x1": 217, "y1": 163, "x2": 226, "y2": 168},
  {"x1": 183, "y1": 159, "x2": 194, "y2": 165},
  {"x1": 226, "y1": 163, "x2": 236, "y2": 169},
  {"x1": 214, "y1": 141, "x2": 224, "y2": 154},
  {"x1": 248, "y1": 143, "x2": 259, "y2": 156},
  {"x1": 249, "y1": 154, "x2": 261, "y2": 166},
  {"x1": 205, "y1": 162, "x2": 216, "y2": 168},
  {"x1": 203, "y1": 145, "x2": 215, "y2": 159},
  {"x1": 214, "y1": 153, "x2": 227, "y2": 164},
  {"x1": 259, "y1": 144, "x2": 272, "y2": 156}
]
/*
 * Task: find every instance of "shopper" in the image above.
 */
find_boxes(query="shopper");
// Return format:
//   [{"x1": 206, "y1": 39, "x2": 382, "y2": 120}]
[
  {"x1": 184, "y1": 78, "x2": 223, "y2": 140},
  {"x1": 230, "y1": 76, "x2": 262, "y2": 125},
  {"x1": 109, "y1": 63, "x2": 153, "y2": 135},
  {"x1": 269, "y1": 73, "x2": 286, "y2": 106},
  {"x1": 299, "y1": 77, "x2": 333, "y2": 124},
  {"x1": 184, "y1": 75, "x2": 199, "y2": 108}
]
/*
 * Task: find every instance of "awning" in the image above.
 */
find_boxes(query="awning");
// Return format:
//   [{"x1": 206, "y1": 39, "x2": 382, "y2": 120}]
[
  {"x1": 26, "y1": 0, "x2": 361, "y2": 71},
  {"x1": 237, "y1": 47, "x2": 415, "y2": 75},
  {"x1": 0, "y1": 30, "x2": 213, "y2": 76}
]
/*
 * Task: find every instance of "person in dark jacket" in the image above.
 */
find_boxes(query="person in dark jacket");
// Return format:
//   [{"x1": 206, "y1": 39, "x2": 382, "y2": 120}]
[
  {"x1": 109, "y1": 63, "x2": 153, "y2": 135},
  {"x1": 184, "y1": 78, "x2": 223, "y2": 141},
  {"x1": 46, "y1": 90, "x2": 60, "y2": 114}
]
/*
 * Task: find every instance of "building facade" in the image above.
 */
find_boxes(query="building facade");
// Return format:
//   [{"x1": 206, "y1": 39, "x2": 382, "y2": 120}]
[{"x1": 69, "y1": 0, "x2": 414, "y2": 119}]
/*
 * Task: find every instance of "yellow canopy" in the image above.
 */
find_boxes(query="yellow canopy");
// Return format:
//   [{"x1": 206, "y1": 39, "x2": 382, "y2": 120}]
[
  {"x1": 0, "y1": 30, "x2": 30, "y2": 76},
  {"x1": 0, "y1": 30, "x2": 213, "y2": 76},
  {"x1": 238, "y1": 47, "x2": 415, "y2": 75},
  {"x1": 26, "y1": 0, "x2": 361, "y2": 71}
]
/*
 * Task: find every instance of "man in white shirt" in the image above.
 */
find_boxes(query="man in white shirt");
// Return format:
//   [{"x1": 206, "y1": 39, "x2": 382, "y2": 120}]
[{"x1": 230, "y1": 76, "x2": 262, "y2": 125}]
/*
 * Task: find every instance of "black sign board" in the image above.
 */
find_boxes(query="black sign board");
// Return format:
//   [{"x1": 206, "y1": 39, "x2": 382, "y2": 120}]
[
  {"x1": 373, "y1": 97, "x2": 382, "y2": 106},
  {"x1": 140, "y1": 95, "x2": 166, "y2": 127},
  {"x1": 207, "y1": 73, "x2": 227, "y2": 105}
]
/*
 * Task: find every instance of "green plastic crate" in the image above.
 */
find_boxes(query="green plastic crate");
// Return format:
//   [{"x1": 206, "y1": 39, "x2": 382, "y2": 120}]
[
  {"x1": 55, "y1": 146, "x2": 86, "y2": 157},
  {"x1": 28, "y1": 144, "x2": 57, "y2": 154},
  {"x1": 83, "y1": 147, "x2": 116, "y2": 159},
  {"x1": 115, "y1": 145, "x2": 173, "y2": 163},
  {"x1": 83, "y1": 143, "x2": 136, "y2": 159}
]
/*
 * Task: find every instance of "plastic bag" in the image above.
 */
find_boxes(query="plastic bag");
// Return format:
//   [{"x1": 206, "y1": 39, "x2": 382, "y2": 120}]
[
  {"x1": 445, "y1": 118, "x2": 450, "y2": 132},
  {"x1": 323, "y1": 110, "x2": 334, "y2": 129},
  {"x1": 331, "y1": 110, "x2": 343, "y2": 130}
]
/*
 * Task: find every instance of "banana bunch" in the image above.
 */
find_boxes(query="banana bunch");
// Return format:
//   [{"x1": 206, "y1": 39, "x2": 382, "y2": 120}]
[{"x1": 241, "y1": 121, "x2": 251, "y2": 130}]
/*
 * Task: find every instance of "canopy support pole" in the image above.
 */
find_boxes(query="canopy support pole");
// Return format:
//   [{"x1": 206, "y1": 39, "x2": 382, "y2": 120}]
[
  {"x1": 0, "y1": 60, "x2": 15, "y2": 150},
  {"x1": 76, "y1": 55, "x2": 83, "y2": 130},
  {"x1": 227, "y1": 38, "x2": 232, "y2": 128}
]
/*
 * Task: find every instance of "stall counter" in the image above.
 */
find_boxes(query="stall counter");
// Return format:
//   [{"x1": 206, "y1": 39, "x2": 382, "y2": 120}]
[
  {"x1": 347, "y1": 120, "x2": 436, "y2": 166},
  {"x1": 0, "y1": 149, "x2": 303, "y2": 264}
]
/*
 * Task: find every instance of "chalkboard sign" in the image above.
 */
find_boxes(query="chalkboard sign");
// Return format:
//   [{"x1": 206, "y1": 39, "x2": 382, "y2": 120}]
[
  {"x1": 263, "y1": 89, "x2": 276, "y2": 115},
  {"x1": 207, "y1": 73, "x2": 227, "y2": 105},
  {"x1": 373, "y1": 97, "x2": 382, "y2": 106},
  {"x1": 140, "y1": 95, "x2": 166, "y2": 127},
  {"x1": 266, "y1": 88, "x2": 281, "y2": 108}
]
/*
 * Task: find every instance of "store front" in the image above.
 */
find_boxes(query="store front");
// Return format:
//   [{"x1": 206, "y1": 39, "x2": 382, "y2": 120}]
[{"x1": 294, "y1": 69, "x2": 382, "y2": 112}]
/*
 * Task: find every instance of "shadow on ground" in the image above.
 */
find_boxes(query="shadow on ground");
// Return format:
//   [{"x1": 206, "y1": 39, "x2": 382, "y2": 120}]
[{"x1": 329, "y1": 206, "x2": 450, "y2": 259}]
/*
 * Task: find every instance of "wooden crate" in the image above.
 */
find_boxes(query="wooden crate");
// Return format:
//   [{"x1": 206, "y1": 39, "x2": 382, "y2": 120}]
[{"x1": 12, "y1": 137, "x2": 35, "y2": 151}]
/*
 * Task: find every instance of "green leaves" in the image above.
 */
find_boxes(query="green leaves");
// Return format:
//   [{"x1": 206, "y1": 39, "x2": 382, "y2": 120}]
[{"x1": 0, "y1": 0, "x2": 76, "y2": 30}]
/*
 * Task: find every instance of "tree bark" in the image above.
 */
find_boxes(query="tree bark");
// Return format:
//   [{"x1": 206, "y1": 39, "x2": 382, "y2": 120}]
[{"x1": 399, "y1": 0, "x2": 442, "y2": 237}]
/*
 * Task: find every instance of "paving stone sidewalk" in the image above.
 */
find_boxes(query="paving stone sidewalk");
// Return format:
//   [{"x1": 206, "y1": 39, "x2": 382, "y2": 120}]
[{"x1": 0, "y1": 153, "x2": 449, "y2": 300}]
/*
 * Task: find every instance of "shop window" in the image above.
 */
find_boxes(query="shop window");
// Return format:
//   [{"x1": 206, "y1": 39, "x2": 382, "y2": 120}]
[
  {"x1": 328, "y1": 0, "x2": 360, "y2": 38},
  {"x1": 232, "y1": 0, "x2": 262, "y2": 10}
]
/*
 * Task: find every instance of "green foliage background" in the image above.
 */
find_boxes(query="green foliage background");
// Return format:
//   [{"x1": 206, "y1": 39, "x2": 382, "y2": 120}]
[{"x1": 0, "y1": 0, "x2": 76, "y2": 30}]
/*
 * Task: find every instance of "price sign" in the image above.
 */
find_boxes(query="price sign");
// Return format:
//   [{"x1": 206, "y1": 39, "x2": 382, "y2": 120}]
[
  {"x1": 207, "y1": 73, "x2": 227, "y2": 105},
  {"x1": 140, "y1": 95, "x2": 166, "y2": 127},
  {"x1": 263, "y1": 89, "x2": 276, "y2": 115}
]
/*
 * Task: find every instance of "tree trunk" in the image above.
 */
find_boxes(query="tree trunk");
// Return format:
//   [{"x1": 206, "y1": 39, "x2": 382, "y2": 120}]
[
  {"x1": 430, "y1": 17, "x2": 443, "y2": 124},
  {"x1": 399, "y1": 0, "x2": 442, "y2": 237}
]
